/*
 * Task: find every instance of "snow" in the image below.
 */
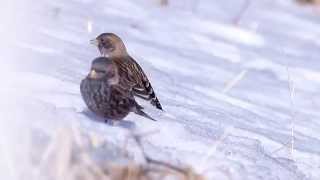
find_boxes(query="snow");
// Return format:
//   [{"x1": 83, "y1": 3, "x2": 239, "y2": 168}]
[{"x1": 1, "y1": 0, "x2": 320, "y2": 179}]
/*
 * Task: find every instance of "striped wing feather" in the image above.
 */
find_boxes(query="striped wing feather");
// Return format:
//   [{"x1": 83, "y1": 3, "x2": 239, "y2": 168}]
[{"x1": 114, "y1": 56, "x2": 163, "y2": 110}]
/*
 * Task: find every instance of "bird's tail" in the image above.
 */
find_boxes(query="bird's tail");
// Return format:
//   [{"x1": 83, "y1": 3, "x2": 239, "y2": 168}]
[
  {"x1": 145, "y1": 81, "x2": 163, "y2": 111},
  {"x1": 133, "y1": 81, "x2": 163, "y2": 111},
  {"x1": 134, "y1": 104, "x2": 156, "y2": 121}
]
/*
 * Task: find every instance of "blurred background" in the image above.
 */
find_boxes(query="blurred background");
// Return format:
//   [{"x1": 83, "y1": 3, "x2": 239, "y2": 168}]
[{"x1": 0, "y1": 0, "x2": 320, "y2": 179}]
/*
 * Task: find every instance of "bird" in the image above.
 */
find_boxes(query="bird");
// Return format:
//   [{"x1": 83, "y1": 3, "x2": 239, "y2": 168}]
[
  {"x1": 80, "y1": 57, "x2": 155, "y2": 122},
  {"x1": 90, "y1": 33, "x2": 164, "y2": 111}
]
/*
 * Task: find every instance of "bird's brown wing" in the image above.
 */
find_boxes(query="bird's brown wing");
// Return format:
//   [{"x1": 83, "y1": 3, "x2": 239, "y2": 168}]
[
  {"x1": 114, "y1": 56, "x2": 163, "y2": 110},
  {"x1": 111, "y1": 85, "x2": 156, "y2": 121}
]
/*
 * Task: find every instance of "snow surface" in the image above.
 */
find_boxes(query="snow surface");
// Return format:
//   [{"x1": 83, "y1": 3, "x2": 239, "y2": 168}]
[{"x1": 1, "y1": 0, "x2": 320, "y2": 179}]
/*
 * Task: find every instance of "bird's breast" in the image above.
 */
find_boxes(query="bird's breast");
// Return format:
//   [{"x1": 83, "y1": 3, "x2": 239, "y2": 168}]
[{"x1": 80, "y1": 78, "x2": 131, "y2": 120}]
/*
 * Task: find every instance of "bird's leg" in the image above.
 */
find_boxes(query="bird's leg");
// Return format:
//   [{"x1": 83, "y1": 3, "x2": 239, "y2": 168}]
[{"x1": 104, "y1": 119, "x2": 115, "y2": 126}]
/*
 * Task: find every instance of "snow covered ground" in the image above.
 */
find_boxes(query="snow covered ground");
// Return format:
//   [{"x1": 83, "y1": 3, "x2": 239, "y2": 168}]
[{"x1": 1, "y1": 0, "x2": 320, "y2": 179}]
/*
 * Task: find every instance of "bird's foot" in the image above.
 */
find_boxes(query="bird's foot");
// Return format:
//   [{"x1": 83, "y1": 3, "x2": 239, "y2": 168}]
[{"x1": 104, "y1": 119, "x2": 115, "y2": 126}]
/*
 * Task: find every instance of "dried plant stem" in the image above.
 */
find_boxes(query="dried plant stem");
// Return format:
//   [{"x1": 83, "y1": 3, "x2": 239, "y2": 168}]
[
  {"x1": 286, "y1": 67, "x2": 295, "y2": 160},
  {"x1": 31, "y1": 127, "x2": 204, "y2": 180},
  {"x1": 160, "y1": 0, "x2": 169, "y2": 6},
  {"x1": 270, "y1": 140, "x2": 292, "y2": 155},
  {"x1": 233, "y1": 0, "x2": 251, "y2": 25},
  {"x1": 131, "y1": 132, "x2": 190, "y2": 175},
  {"x1": 296, "y1": 0, "x2": 320, "y2": 5},
  {"x1": 199, "y1": 127, "x2": 231, "y2": 174},
  {"x1": 223, "y1": 70, "x2": 248, "y2": 93}
]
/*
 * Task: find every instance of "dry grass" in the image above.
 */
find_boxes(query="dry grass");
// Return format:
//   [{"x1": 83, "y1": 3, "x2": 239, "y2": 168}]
[
  {"x1": 233, "y1": 0, "x2": 252, "y2": 25},
  {"x1": 27, "y1": 126, "x2": 205, "y2": 180},
  {"x1": 159, "y1": 0, "x2": 169, "y2": 6},
  {"x1": 270, "y1": 67, "x2": 296, "y2": 159},
  {"x1": 223, "y1": 70, "x2": 248, "y2": 93},
  {"x1": 296, "y1": 0, "x2": 320, "y2": 5},
  {"x1": 286, "y1": 66, "x2": 296, "y2": 160}
]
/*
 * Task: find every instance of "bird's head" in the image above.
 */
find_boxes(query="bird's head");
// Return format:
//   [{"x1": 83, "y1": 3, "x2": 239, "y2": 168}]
[
  {"x1": 90, "y1": 33, "x2": 128, "y2": 58},
  {"x1": 88, "y1": 57, "x2": 119, "y2": 85}
]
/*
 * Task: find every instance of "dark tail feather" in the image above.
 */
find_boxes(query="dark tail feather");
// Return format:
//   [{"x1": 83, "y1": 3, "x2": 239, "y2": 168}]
[
  {"x1": 134, "y1": 104, "x2": 156, "y2": 121},
  {"x1": 134, "y1": 89, "x2": 163, "y2": 111},
  {"x1": 140, "y1": 80, "x2": 164, "y2": 111},
  {"x1": 151, "y1": 96, "x2": 163, "y2": 111}
]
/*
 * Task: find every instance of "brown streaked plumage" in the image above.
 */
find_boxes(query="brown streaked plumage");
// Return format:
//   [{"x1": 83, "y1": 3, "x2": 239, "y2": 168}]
[
  {"x1": 90, "y1": 33, "x2": 163, "y2": 111},
  {"x1": 80, "y1": 57, "x2": 155, "y2": 121}
]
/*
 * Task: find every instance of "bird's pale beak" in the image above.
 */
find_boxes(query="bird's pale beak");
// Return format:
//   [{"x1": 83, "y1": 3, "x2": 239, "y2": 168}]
[
  {"x1": 89, "y1": 69, "x2": 98, "y2": 79},
  {"x1": 90, "y1": 39, "x2": 99, "y2": 46}
]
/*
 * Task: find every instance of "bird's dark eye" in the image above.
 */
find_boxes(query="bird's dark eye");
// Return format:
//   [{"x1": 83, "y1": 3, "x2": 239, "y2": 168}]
[{"x1": 100, "y1": 39, "x2": 112, "y2": 48}]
